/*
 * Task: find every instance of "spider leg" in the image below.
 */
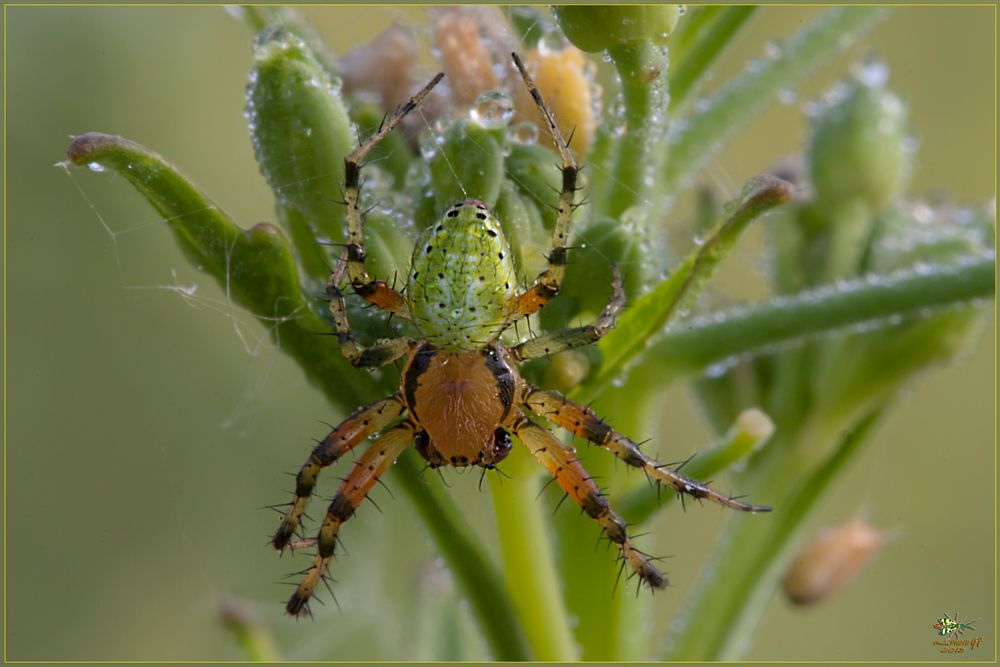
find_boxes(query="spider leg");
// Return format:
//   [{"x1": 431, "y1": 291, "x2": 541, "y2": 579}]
[
  {"x1": 272, "y1": 395, "x2": 405, "y2": 551},
  {"x1": 286, "y1": 422, "x2": 414, "y2": 616},
  {"x1": 512, "y1": 417, "x2": 667, "y2": 589},
  {"x1": 343, "y1": 73, "x2": 444, "y2": 318},
  {"x1": 522, "y1": 388, "x2": 772, "y2": 513},
  {"x1": 507, "y1": 53, "x2": 579, "y2": 323},
  {"x1": 511, "y1": 265, "x2": 624, "y2": 361},
  {"x1": 326, "y1": 262, "x2": 413, "y2": 367}
]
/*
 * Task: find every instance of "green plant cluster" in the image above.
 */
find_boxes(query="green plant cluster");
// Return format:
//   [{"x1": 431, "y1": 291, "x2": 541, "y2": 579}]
[{"x1": 66, "y1": 6, "x2": 993, "y2": 661}]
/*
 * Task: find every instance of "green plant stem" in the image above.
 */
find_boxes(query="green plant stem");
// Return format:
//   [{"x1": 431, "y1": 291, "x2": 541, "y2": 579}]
[
  {"x1": 392, "y1": 451, "x2": 531, "y2": 661},
  {"x1": 650, "y1": 255, "x2": 995, "y2": 379},
  {"x1": 554, "y1": 372, "x2": 659, "y2": 661},
  {"x1": 669, "y1": 6, "x2": 757, "y2": 111},
  {"x1": 488, "y1": 444, "x2": 578, "y2": 661},
  {"x1": 663, "y1": 410, "x2": 882, "y2": 660},
  {"x1": 663, "y1": 7, "x2": 887, "y2": 193},
  {"x1": 605, "y1": 40, "x2": 670, "y2": 217}
]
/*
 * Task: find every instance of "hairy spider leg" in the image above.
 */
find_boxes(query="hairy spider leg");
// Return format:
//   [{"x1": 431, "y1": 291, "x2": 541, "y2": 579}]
[
  {"x1": 286, "y1": 422, "x2": 414, "y2": 616},
  {"x1": 343, "y1": 73, "x2": 445, "y2": 319},
  {"x1": 507, "y1": 52, "x2": 579, "y2": 322},
  {"x1": 511, "y1": 265, "x2": 624, "y2": 361},
  {"x1": 272, "y1": 395, "x2": 405, "y2": 552},
  {"x1": 513, "y1": 418, "x2": 667, "y2": 589},
  {"x1": 523, "y1": 388, "x2": 772, "y2": 513},
  {"x1": 325, "y1": 260, "x2": 413, "y2": 367}
]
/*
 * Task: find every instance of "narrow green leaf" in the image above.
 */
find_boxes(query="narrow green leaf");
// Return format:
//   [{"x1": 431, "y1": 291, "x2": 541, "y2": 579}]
[
  {"x1": 66, "y1": 131, "x2": 381, "y2": 410},
  {"x1": 669, "y1": 6, "x2": 757, "y2": 111},
  {"x1": 580, "y1": 175, "x2": 793, "y2": 401},
  {"x1": 663, "y1": 7, "x2": 888, "y2": 192},
  {"x1": 649, "y1": 254, "x2": 996, "y2": 380}
]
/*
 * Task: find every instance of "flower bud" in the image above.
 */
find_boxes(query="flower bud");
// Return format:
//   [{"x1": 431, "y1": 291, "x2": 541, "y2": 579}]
[
  {"x1": 513, "y1": 45, "x2": 600, "y2": 157},
  {"x1": 808, "y1": 62, "x2": 912, "y2": 212},
  {"x1": 553, "y1": 6, "x2": 682, "y2": 53},
  {"x1": 783, "y1": 517, "x2": 886, "y2": 606},
  {"x1": 429, "y1": 119, "x2": 505, "y2": 210},
  {"x1": 246, "y1": 28, "x2": 354, "y2": 246}
]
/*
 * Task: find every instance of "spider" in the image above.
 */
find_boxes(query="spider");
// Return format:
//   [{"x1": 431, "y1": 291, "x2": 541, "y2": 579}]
[{"x1": 271, "y1": 53, "x2": 771, "y2": 616}]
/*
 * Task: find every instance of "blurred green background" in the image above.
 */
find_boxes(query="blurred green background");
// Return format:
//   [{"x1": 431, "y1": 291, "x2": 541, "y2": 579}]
[{"x1": 5, "y1": 5, "x2": 994, "y2": 661}]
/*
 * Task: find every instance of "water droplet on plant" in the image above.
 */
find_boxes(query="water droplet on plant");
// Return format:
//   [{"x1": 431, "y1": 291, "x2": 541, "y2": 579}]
[
  {"x1": 510, "y1": 122, "x2": 539, "y2": 145},
  {"x1": 538, "y1": 29, "x2": 568, "y2": 56},
  {"x1": 854, "y1": 58, "x2": 889, "y2": 88},
  {"x1": 470, "y1": 91, "x2": 514, "y2": 130},
  {"x1": 86, "y1": 162, "x2": 105, "y2": 172},
  {"x1": 778, "y1": 88, "x2": 798, "y2": 104}
]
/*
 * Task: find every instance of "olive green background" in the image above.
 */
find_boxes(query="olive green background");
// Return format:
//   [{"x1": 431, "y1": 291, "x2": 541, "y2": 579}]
[{"x1": 4, "y1": 5, "x2": 995, "y2": 661}]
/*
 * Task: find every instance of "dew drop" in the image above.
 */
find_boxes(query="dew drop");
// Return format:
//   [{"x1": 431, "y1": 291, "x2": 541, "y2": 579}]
[
  {"x1": 470, "y1": 91, "x2": 514, "y2": 130},
  {"x1": 854, "y1": 58, "x2": 889, "y2": 88},
  {"x1": 777, "y1": 88, "x2": 798, "y2": 105},
  {"x1": 86, "y1": 162, "x2": 105, "y2": 173},
  {"x1": 510, "y1": 122, "x2": 539, "y2": 145}
]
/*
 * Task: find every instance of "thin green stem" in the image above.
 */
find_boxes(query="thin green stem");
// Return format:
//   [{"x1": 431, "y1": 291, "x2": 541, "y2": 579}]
[
  {"x1": 669, "y1": 6, "x2": 758, "y2": 111},
  {"x1": 649, "y1": 255, "x2": 995, "y2": 380},
  {"x1": 391, "y1": 451, "x2": 531, "y2": 661},
  {"x1": 663, "y1": 7, "x2": 888, "y2": 193},
  {"x1": 605, "y1": 40, "x2": 670, "y2": 217},
  {"x1": 488, "y1": 445, "x2": 578, "y2": 661}
]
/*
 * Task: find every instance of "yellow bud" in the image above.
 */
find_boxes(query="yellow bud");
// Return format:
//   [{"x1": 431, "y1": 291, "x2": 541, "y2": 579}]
[
  {"x1": 432, "y1": 8, "x2": 501, "y2": 107},
  {"x1": 513, "y1": 46, "x2": 599, "y2": 158}
]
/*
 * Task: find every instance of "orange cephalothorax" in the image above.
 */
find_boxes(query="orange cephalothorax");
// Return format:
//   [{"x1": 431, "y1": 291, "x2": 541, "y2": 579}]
[{"x1": 403, "y1": 343, "x2": 519, "y2": 467}]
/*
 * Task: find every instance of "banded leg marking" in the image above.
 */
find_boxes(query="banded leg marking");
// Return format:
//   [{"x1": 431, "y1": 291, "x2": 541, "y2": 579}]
[
  {"x1": 508, "y1": 53, "x2": 579, "y2": 322},
  {"x1": 513, "y1": 418, "x2": 666, "y2": 589},
  {"x1": 326, "y1": 264, "x2": 413, "y2": 368},
  {"x1": 343, "y1": 73, "x2": 445, "y2": 317},
  {"x1": 511, "y1": 265, "x2": 624, "y2": 361},
  {"x1": 523, "y1": 388, "x2": 772, "y2": 513},
  {"x1": 286, "y1": 422, "x2": 414, "y2": 616},
  {"x1": 272, "y1": 395, "x2": 405, "y2": 551}
]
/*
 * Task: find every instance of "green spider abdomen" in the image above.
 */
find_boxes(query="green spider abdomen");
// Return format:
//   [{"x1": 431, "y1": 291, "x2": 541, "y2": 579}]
[{"x1": 407, "y1": 201, "x2": 518, "y2": 351}]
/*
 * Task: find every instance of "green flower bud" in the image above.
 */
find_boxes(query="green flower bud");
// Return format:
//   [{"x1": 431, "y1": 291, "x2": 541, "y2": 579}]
[
  {"x1": 808, "y1": 62, "x2": 912, "y2": 212},
  {"x1": 247, "y1": 27, "x2": 355, "y2": 247},
  {"x1": 494, "y1": 179, "x2": 549, "y2": 278},
  {"x1": 429, "y1": 119, "x2": 504, "y2": 210},
  {"x1": 504, "y1": 142, "x2": 568, "y2": 231},
  {"x1": 539, "y1": 215, "x2": 649, "y2": 332},
  {"x1": 553, "y1": 6, "x2": 682, "y2": 53}
]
